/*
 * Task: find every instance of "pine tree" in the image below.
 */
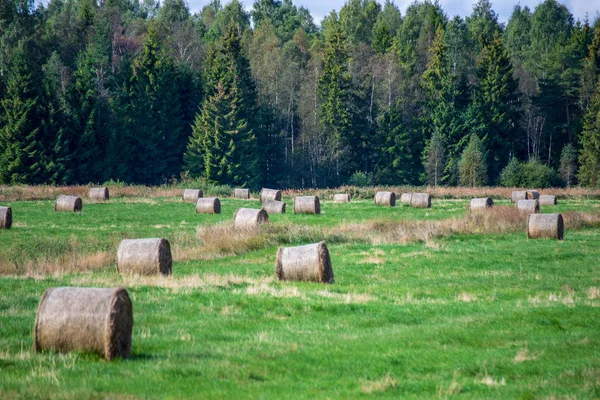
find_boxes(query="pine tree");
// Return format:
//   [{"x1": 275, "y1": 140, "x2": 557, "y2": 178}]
[{"x1": 459, "y1": 133, "x2": 487, "y2": 186}]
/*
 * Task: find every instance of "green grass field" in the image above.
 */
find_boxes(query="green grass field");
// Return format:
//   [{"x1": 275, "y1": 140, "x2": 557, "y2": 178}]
[{"x1": 1, "y1": 194, "x2": 599, "y2": 398}]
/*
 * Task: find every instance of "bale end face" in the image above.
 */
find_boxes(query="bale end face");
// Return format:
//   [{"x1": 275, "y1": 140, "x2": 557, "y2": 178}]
[
  {"x1": 527, "y1": 213, "x2": 564, "y2": 240},
  {"x1": 0, "y1": 206, "x2": 12, "y2": 229}
]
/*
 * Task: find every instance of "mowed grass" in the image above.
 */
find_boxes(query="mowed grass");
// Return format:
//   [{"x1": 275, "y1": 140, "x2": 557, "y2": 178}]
[{"x1": 0, "y1": 195, "x2": 599, "y2": 398}]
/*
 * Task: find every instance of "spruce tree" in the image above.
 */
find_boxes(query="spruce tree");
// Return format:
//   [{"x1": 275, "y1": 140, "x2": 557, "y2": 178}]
[
  {"x1": 459, "y1": 133, "x2": 487, "y2": 186},
  {"x1": 578, "y1": 91, "x2": 600, "y2": 187}
]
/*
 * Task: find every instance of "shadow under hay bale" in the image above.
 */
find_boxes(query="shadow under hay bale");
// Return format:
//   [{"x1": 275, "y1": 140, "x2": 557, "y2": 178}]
[
  {"x1": 294, "y1": 196, "x2": 320, "y2": 214},
  {"x1": 182, "y1": 189, "x2": 203, "y2": 202},
  {"x1": 275, "y1": 241, "x2": 334, "y2": 283},
  {"x1": 469, "y1": 198, "x2": 494, "y2": 212},
  {"x1": 33, "y1": 287, "x2": 133, "y2": 360},
  {"x1": 375, "y1": 191, "x2": 396, "y2": 206},
  {"x1": 234, "y1": 208, "x2": 269, "y2": 228},
  {"x1": 516, "y1": 199, "x2": 539, "y2": 214},
  {"x1": 410, "y1": 193, "x2": 432, "y2": 208},
  {"x1": 539, "y1": 195, "x2": 557, "y2": 206},
  {"x1": 55, "y1": 195, "x2": 82, "y2": 212},
  {"x1": 400, "y1": 193, "x2": 413, "y2": 204},
  {"x1": 262, "y1": 199, "x2": 286, "y2": 214},
  {"x1": 234, "y1": 188, "x2": 250, "y2": 199},
  {"x1": 260, "y1": 188, "x2": 282, "y2": 203},
  {"x1": 117, "y1": 238, "x2": 172, "y2": 276},
  {"x1": 196, "y1": 198, "x2": 221, "y2": 214},
  {"x1": 333, "y1": 193, "x2": 351, "y2": 203},
  {"x1": 0, "y1": 206, "x2": 12, "y2": 229},
  {"x1": 527, "y1": 213, "x2": 564, "y2": 240},
  {"x1": 89, "y1": 187, "x2": 109, "y2": 201}
]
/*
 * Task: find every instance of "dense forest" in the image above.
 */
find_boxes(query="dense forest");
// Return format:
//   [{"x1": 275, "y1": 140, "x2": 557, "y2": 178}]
[{"x1": 0, "y1": 0, "x2": 599, "y2": 189}]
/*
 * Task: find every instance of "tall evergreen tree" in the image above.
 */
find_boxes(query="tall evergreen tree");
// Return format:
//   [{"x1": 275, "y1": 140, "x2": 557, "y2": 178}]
[{"x1": 459, "y1": 133, "x2": 487, "y2": 186}]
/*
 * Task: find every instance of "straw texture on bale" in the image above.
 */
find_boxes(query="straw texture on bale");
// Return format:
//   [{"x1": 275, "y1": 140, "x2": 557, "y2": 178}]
[
  {"x1": 234, "y1": 208, "x2": 269, "y2": 228},
  {"x1": 33, "y1": 287, "x2": 133, "y2": 360},
  {"x1": 260, "y1": 188, "x2": 282, "y2": 203},
  {"x1": 275, "y1": 241, "x2": 334, "y2": 283},
  {"x1": 375, "y1": 191, "x2": 396, "y2": 206},
  {"x1": 116, "y1": 238, "x2": 172, "y2": 276},
  {"x1": 262, "y1": 199, "x2": 286, "y2": 214},
  {"x1": 410, "y1": 193, "x2": 432, "y2": 208},
  {"x1": 196, "y1": 198, "x2": 221, "y2": 214},
  {"x1": 333, "y1": 193, "x2": 351, "y2": 203},
  {"x1": 539, "y1": 195, "x2": 557, "y2": 206},
  {"x1": 516, "y1": 199, "x2": 540, "y2": 214},
  {"x1": 527, "y1": 213, "x2": 564, "y2": 240},
  {"x1": 294, "y1": 196, "x2": 320, "y2": 214},
  {"x1": 89, "y1": 187, "x2": 109, "y2": 200},
  {"x1": 469, "y1": 198, "x2": 494, "y2": 212},
  {"x1": 400, "y1": 193, "x2": 413, "y2": 204},
  {"x1": 0, "y1": 206, "x2": 11, "y2": 229},
  {"x1": 511, "y1": 191, "x2": 527, "y2": 203},
  {"x1": 526, "y1": 190, "x2": 540, "y2": 200},
  {"x1": 234, "y1": 188, "x2": 250, "y2": 199},
  {"x1": 182, "y1": 189, "x2": 203, "y2": 202},
  {"x1": 55, "y1": 195, "x2": 82, "y2": 212}
]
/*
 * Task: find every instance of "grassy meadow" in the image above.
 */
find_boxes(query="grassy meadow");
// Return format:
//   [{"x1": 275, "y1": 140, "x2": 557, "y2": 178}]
[{"x1": 0, "y1": 187, "x2": 599, "y2": 398}]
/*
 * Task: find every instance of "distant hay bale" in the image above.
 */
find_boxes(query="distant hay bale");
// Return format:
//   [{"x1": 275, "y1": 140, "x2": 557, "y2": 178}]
[
  {"x1": 527, "y1": 213, "x2": 564, "y2": 240},
  {"x1": 262, "y1": 199, "x2": 286, "y2": 214},
  {"x1": 33, "y1": 287, "x2": 133, "y2": 360},
  {"x1": 116, "y1": 238, "x2": 172, "y2": 276},
  {"x1": 539, "y1": 195, "x2": 557, "y2": 206},
  {"x1": 275, "y1": 241, "x2": 334, "y2": 283},
  {"x1": 511, "y1": 191, "x2": 527, "y2": 203},
  {"x1": 260, "y1": 188, "x2": 282, "y2": 203},
  {"x1": 234, "y1": 188, "x2": 250, "y2": 199},
  {"x1": 526, "y1": 190, "x2": 540, "y2": 200},
  {"x1": 400, "y1": 193, "x2": 413, "y2": 204},
  {"x1": 196, "y1": 198, "x2": 221, "y2": 214},
  {"x1": 234, "y1": 208, "x2": 269, "y2": 228},
  {"x1": 0, "y1": 206, "x2": 12, "y2": 229},
  {"x1": 182, "y1": 189, "x2": 203, "y2": 202},
  {"x1": 516, "y1": 199, "x2": 540, "y2": 214},
  {"x1": 469, "y1": 198, "x2": 494, "y2": 212},
  {"x1": 294, "y1": 196, "x2": 320, "y2": 214},
  {"x1": 375, "y1": 192, "x2": 396, "y2": 206},
  {"x1": 410, "y1": 193, "x2": 432, "y2": 208},
  {"x1": 333, "y1": 193, "x2": 351, "y2": 203},
  {"x1": 55, "y1": 195, "x2": 82, "y2": 212},
  {"x1": 89, "y1": 187, "x2": 109, "y2": 201}
]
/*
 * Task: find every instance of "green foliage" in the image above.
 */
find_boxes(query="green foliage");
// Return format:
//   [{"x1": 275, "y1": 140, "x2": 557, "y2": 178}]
[
  {"x1": 559, "y1": 143, "x2": 577, "y2": 187},
  {"x1": 500, "y1": 158, "x2": 563, "y2": 188},
  {"x1": 499, "y1": 157, "x2": 522, "y2": 187},
  {"x1": 459, "y1": 133, "x2": 487, "y2": 186},
  {"x1": 423, "y1": 130, "x2": 446, "y2": 186},
  {"x1": 347, "y1": 171, "x2": 371, "y2": 187}
]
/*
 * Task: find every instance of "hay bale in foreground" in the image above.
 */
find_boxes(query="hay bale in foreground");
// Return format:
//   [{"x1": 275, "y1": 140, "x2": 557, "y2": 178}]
[
  {"x1": 55, "y1": 195, "x2": 82, "y2": 212},
  {"x1": 516, "y1": 199, "x2": 539, "y2": 214},
  {"x1": 275, "y1": 241, "x2": 334, "y2": 283},
  {"x1": 116, "y1": 238, "x2": 172, "y2": 276},
  {"x1": 539, "y1": 195, "x2": 557, "y2": 206},
  {"x1": 294, "y1": 196, "x2": 320, "y2": 214},
  {"x1": 375, "y1": 192, "x2": 396, "y2": 207},
  {"x1": 469, "y1": 198, "x2": 494, "y2": 212},
  {"x1": 511, "y1": 191, "x2": 527, "y2": 203},
  {"x1": 410, "y1": 193, "x2": 432, "y2": 208},
  {"x1": 196, "y1": 198, "x2": 221, "y2": 214},
  {"x1": 234, "y1": 188, "x2": 250, "y2": 199},
  {"x1": 33, "y1": 287, "x2": 133, "y2": 360},
  {"x1": 260, "y1": 188, "x2": 281, "y2": 203},
  {"x1": 333, "y1": 193, "x2": 351, "y2": 203},
  {"x1": 234, "y1": 208, "x2": 269, "y2": 228},
  {"x1": 182, "y1": 189, "x2": 203, "y2": 202},
  {"x1": 400, "y1": 193, "x2": 413, "y2": 204},
  {"x1": 89, "y1": 187, "x2": 109, "y2": 201},
  {"x1": 526, "y1": 190, "x2": 540, "y2": 200},
  {"x1": 527, "y1": 213, "x2": 564, "y2": 240},
  {"x1": 262, "y1": 200, "x2": 286, "y2": 214},
  {"x1": 0, "y1": 206, "x2": 12, "y2": 229}
]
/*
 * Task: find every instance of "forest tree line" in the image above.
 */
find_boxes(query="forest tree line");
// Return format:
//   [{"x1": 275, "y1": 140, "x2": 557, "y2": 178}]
[{"x1": 1, "y1": 0, "x2": 600, "y2": 188}]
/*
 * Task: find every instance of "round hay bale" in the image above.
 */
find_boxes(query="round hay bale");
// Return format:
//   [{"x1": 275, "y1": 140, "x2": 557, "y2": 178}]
[
  {"x1": 55, "y1": 195, "x2": 82, "y2": 212},
  {"x1": 526, "y1": 190, "x2": 540, "y2": 200},
  {"x1": 196, "y1": 198, "x2": 221, "y2": 214},
  {"x1": 410, "y1": 193, "x2": 432, "y2": 208},
  {"x1": 294, "y1": 196, "x2": 320, "y2": 214},
  {"x1": 275, "y1": 241, "x2": 334, "y2": 283},
  {"x1": 182, "y1": 189, "x2": 203, "y2": 202},
  {"x1": 89, "y1": 187, "x2": 109, "y2": 201},
  {"x1": 333, "y1": 193, "x2": 351, "y2": 203},
  {"x1": 400, "y1": 193, "x2": 413, "y2": 204},
  {"x1": 375, "y1": 192, "x2": 396, "y2": 206},
  {"x1": 511, "y1": 191, "x2": 527, "y2": 203},
  {"x1": 0, "y1": 206, "x2": 12, "y2": 229},
  {"x1": 234, "y1": 188, "x2": 250, "y2": 199},
  {"x1": 116, "y1": 238, "x2": 172, "y2": 276},
  {"x1": 469, "y1": 198, "x2": 494, "y2": 212},
  {"x1": 539, "y1": 195, "x2": 557, "y2": 206},
  {"x1": 33, "y1": 287, "x2": 133, "y2": 360},
  {"x1": 262, "y1": 200, "x2": 286, "y2": 214},
  {"x1": 260, "y1": 188, "x2": 282, "y2": 203},
  {"x1": 516, "y1": 199, "x2": 540, "y2": 214},
  {"x1": 234, "y1": 208, "x2": 269, "y2": 228},
  {"x1": 527, "y1": 213, "x2": 564, "y2": 240}
]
